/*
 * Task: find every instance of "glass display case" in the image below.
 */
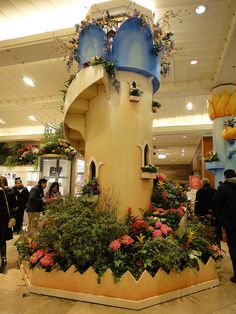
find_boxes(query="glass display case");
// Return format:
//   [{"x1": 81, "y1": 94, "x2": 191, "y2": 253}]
[{"x1": 40, "y1": 156, "x2": 72, "y2": 195}]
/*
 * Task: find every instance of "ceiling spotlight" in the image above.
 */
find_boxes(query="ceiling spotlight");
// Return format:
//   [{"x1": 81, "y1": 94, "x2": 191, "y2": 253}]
[
  {"x1": 23, "y1": 76, "x2": 35, "y2": 87},
  {"x1": 186, "y1": 102, "x2": 193, "y2": 110},
  {"x1": 183, "y1": 135, "x2": 187, "y2": 138},
  {"x1": 0, "y1": 118, "x2": 6, "y2": 124},
  {"x1": 157, "y1": 153, "x2": 166, "y2": 159},
  {"x1": 190, "y1": 60, "x2": 198, "y2": 65},
  {"x1": 195, "y1": 5, "x2": 206, "y2": 14},
  {"x1": 28, "y1": 115, "x2": 37, "y2": 121}
]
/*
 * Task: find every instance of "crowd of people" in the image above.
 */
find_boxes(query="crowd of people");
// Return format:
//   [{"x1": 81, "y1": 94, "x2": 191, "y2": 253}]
[
  {"x1": 194, "y1": 169, "x2": 236, "y2": 284},
  {"x1": 0, "y1": 176, "x2": 62, "y2": 273}
]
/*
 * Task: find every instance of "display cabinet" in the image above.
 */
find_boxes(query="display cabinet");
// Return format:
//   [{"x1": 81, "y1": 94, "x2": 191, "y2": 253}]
[{"x1": 40, "y1": 155, "x2": 72, "y2": 195}]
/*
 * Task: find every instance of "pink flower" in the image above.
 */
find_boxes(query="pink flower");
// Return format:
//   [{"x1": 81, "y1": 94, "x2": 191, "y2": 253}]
[
  {"x1": 29, "y1": 255, "x2": 38, "y2": 264},
  {"x1": 29, "y1": 249, "x2": 45, "y2": 264},
  {"x1": 136, "y1": 260, "x2": 142, "y2": 267},
  {"x1": 155, "y1": 221, "x2": 162, "y2": 228},
  {"x1": 153, "y1": 230, "x2": 163, "y2": 237},
  {"x1": 120, "y1": 235, "x2": 134, "y2": 246},
  {"x1": 160, "y1": 225, "x2": 172, "y2": 235},
  {"x1": 109, "y1": 240, "x2": 121, "y2": 252},
  {"x1": 40, "y1": 253, "x2": 55, "y2": 267}
]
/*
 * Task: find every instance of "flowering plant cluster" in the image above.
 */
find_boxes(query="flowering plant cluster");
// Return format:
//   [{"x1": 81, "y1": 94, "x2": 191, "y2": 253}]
[
  {"x1": 38, "y1": 139, "x2": 76, "y2": 160},
  {"x1": 15, "y1": 177, "x2": 223, "y2": 283},
  {"x1": 4, "y1": 144, "x2": 39, "y2": 166},
  {"x1": 81, "y1": 178, "x2": 100, "y2": 196},
  {"x1": 152, "y1": 99, "x2": 161, "y2": 108},
  {"x1": 141, "y1": 164, "x2": 157, "y2": 173},
  {"x1": 83, "y1": 56, "x2": 120, "y2": 90},
  {"x1": 204, "y1": 151, "x2": 220, "y2": 162}
]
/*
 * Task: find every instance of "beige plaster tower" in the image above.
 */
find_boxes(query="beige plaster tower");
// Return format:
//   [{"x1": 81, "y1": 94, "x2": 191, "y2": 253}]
[{"x1": 64, "y1": 1, "x2": 161, "y2": 217}]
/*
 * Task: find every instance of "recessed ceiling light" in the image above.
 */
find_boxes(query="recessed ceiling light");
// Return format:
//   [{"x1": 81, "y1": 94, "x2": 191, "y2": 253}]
[
  {"x1": 153, "y1": 137, "x2": 156, "y2": 140},
  {"x1": 28, "y1": 115, "x2": 37, "y2": 121},
  {"x1": 195, "y1": 5, "x2": 206, "y2": 14},
  {"x1": 186, "y1": 102, "x2": 194, "y2": 110},
  {"x1": 157, "y1": 153, "x2": 166, "y2": 159},
  {"x1": 190, "y1": 60, "x2": 198, "y2": 65},
  {"x1": 0, "y1": 118, "x2": 6, "y2": 124},
  {"x1": 183, "y1": 135, "x2": 187, "y2": 138},
  {"x1": 23, "y1": 76, "x2": 35, "y2": 87}
]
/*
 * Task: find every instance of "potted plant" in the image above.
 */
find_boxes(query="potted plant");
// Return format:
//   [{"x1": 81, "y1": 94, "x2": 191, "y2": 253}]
[
  {"x1": 152, "y1": 99, "x2": 161, "y2": 113},
  {"x1": 140, "y1": 164, "x2": 157, "y2": 179},
  {"x1": 204, "y1": 151, "x2": 219, "y2": 162},
  {"x1": 222, "y1": 117, "x2": 236, "y2": 141},
  {"x1": 129, "y1": 81, "x2": 143, "y2": 102}
]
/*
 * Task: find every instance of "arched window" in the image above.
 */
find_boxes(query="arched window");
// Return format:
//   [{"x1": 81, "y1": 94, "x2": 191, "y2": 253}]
[
  {"x1": 89, "y1": 161, "x2": 96, "y2": 179},
  {"x1": 144, "y1": 144, "x2": 149, "y2": 166}
]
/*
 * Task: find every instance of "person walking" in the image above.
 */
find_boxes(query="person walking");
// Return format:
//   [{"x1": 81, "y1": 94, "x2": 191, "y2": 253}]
[
  {"x1": 26, "y1": 178, "x2": 52, "y2": 232},
  {"x1": 12, "y1": 177, "x2": 29, "y2": 233},
  {"x1": 215, "y1": 169, "x2": 236, "y2": 284},
  {"x1": 0, "y1": 176, "x2": 17, "y2": 273},
  {"x1": 194, "y1": 178, "x2": 216, "y2": 217}
]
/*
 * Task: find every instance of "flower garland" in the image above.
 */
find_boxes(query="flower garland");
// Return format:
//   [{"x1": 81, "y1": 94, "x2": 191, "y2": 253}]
[{"x1": 64, "y1": 5, "x2": 181, "y2": 86}]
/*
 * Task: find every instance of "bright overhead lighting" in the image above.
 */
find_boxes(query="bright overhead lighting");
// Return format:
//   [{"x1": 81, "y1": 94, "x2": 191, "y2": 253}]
[
  {"x1": 195, "y1": 5, "x2": 206, "y2": 14},
  {"x1": 183, "y1": 135, "x2": 187, "y2": 139},
  {"x1": 190, "y1": 60, "x2": 198, "y2": 65},
  {"x1": 0, "y1": 119, "x2": 6, "y2": 124},
  {"x1": 157, "y1": 154, "x2": 166, "y2": 159},
  {"x1": 28, "y1": 115, "x2": 37, "y2": 121},
  {"x1": 186, "y1": 102, "x2": 194, "y2": 110},
  {"x1": 23, "y1": 77, "x2": 35, "y2": 87}
]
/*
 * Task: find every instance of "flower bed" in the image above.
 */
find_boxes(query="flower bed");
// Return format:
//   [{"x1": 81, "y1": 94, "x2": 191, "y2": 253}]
[{"x1": 16, "y1": 178, "x2": 222, "y2": 308}]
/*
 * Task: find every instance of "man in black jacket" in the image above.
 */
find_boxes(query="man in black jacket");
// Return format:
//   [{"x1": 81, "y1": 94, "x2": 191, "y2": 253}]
[
  {"x1": 215, "y1": 169, "x2": 236, "y2": 284},
  {"x1": 26, "y1": 178, "x2": 52, "y2": 231}
]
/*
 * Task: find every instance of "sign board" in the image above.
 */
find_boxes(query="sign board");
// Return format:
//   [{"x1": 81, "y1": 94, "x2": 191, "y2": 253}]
[{"x1": 189, "y1": 175, "x2": 201, "y2": 190}]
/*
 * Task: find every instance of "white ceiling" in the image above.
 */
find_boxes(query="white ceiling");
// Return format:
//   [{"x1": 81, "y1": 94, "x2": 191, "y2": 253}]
[{"x1": 0, "y1": 0, "x2": 236, "y2": 165}]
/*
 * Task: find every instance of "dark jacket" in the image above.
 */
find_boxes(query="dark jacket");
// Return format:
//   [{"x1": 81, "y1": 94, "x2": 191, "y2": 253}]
[
  {"x1": 26, "y1": 185, "x2": 45, "y2": 213},
  {"x1": 13, "y1": 186, "x2": 29, "y2": 212},
  {"x1": 194, "y1": 183, "x2": 216, "y2": 216},
  {"x1": 215, "y1": 177, "x2": 236, "y2": 230},
  {"x1": 0, "y1": 187, "x2": 18, "y2": 241}
]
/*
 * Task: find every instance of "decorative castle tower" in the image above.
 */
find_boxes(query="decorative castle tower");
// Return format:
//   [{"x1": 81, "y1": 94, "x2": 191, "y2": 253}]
[
  {"x1": 64, "y1": 0, "x2": 161, "y2": 217},
  {"x1": 206, "y1": 84, "x2": 236, "y2": 185}
]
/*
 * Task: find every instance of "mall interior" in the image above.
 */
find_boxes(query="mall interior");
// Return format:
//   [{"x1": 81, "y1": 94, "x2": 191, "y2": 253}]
[{"x1": 0, "y1": 0, "x2": 236, "y2": 313}]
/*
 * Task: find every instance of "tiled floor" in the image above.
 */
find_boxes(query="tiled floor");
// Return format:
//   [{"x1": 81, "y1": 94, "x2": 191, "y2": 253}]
[{"x1": 0, "y1": 237, "x2": 236, "y2": 314}]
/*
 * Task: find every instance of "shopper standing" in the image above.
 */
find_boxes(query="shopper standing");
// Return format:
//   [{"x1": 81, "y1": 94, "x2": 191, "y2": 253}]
[
  {"x1": 215, "y1": 169, "x2": 236, "y2": 284},
  {"x1": 26, "y1": 178, "x2": 52, "y2": 231},
  {"x1": 0, "y1": 176, "x2": 17, "y2": 273},
  {"x1": 12, "y1": 177, "x2": 29, "y2": 233},
  {"x1": 194, "y1": 178, "x2": 216, "y2": 217}
]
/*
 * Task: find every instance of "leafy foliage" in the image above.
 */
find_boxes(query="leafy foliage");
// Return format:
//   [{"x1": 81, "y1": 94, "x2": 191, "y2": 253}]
[{"x1": 15, "y1": 179, "x2": 223, "y2": 283}]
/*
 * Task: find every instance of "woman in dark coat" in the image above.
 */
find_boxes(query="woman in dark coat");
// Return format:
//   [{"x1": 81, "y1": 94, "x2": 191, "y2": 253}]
[
  {"x1": 0, "y1": 176, "x2": 17, "y2": 273},
  {"x1": 12, "y1": 177, "x2": 29, "y2": 233}
]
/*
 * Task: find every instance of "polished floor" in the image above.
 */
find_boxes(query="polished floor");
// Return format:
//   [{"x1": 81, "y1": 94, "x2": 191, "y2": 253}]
[{"x1": 0, "y1": 237, "x2": 236, "y2": 314}]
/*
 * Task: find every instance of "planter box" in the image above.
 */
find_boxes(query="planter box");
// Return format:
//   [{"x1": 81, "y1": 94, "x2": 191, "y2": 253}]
[
  {"x1": 129, "y1": 95, "x2": 140, "y2": 102},
  {"x1": 141, "y1": 172, "x2": 156, "y2": 179},
  {"x1": 21, "y1": 258, "x2": 219, "y2": 310}
]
